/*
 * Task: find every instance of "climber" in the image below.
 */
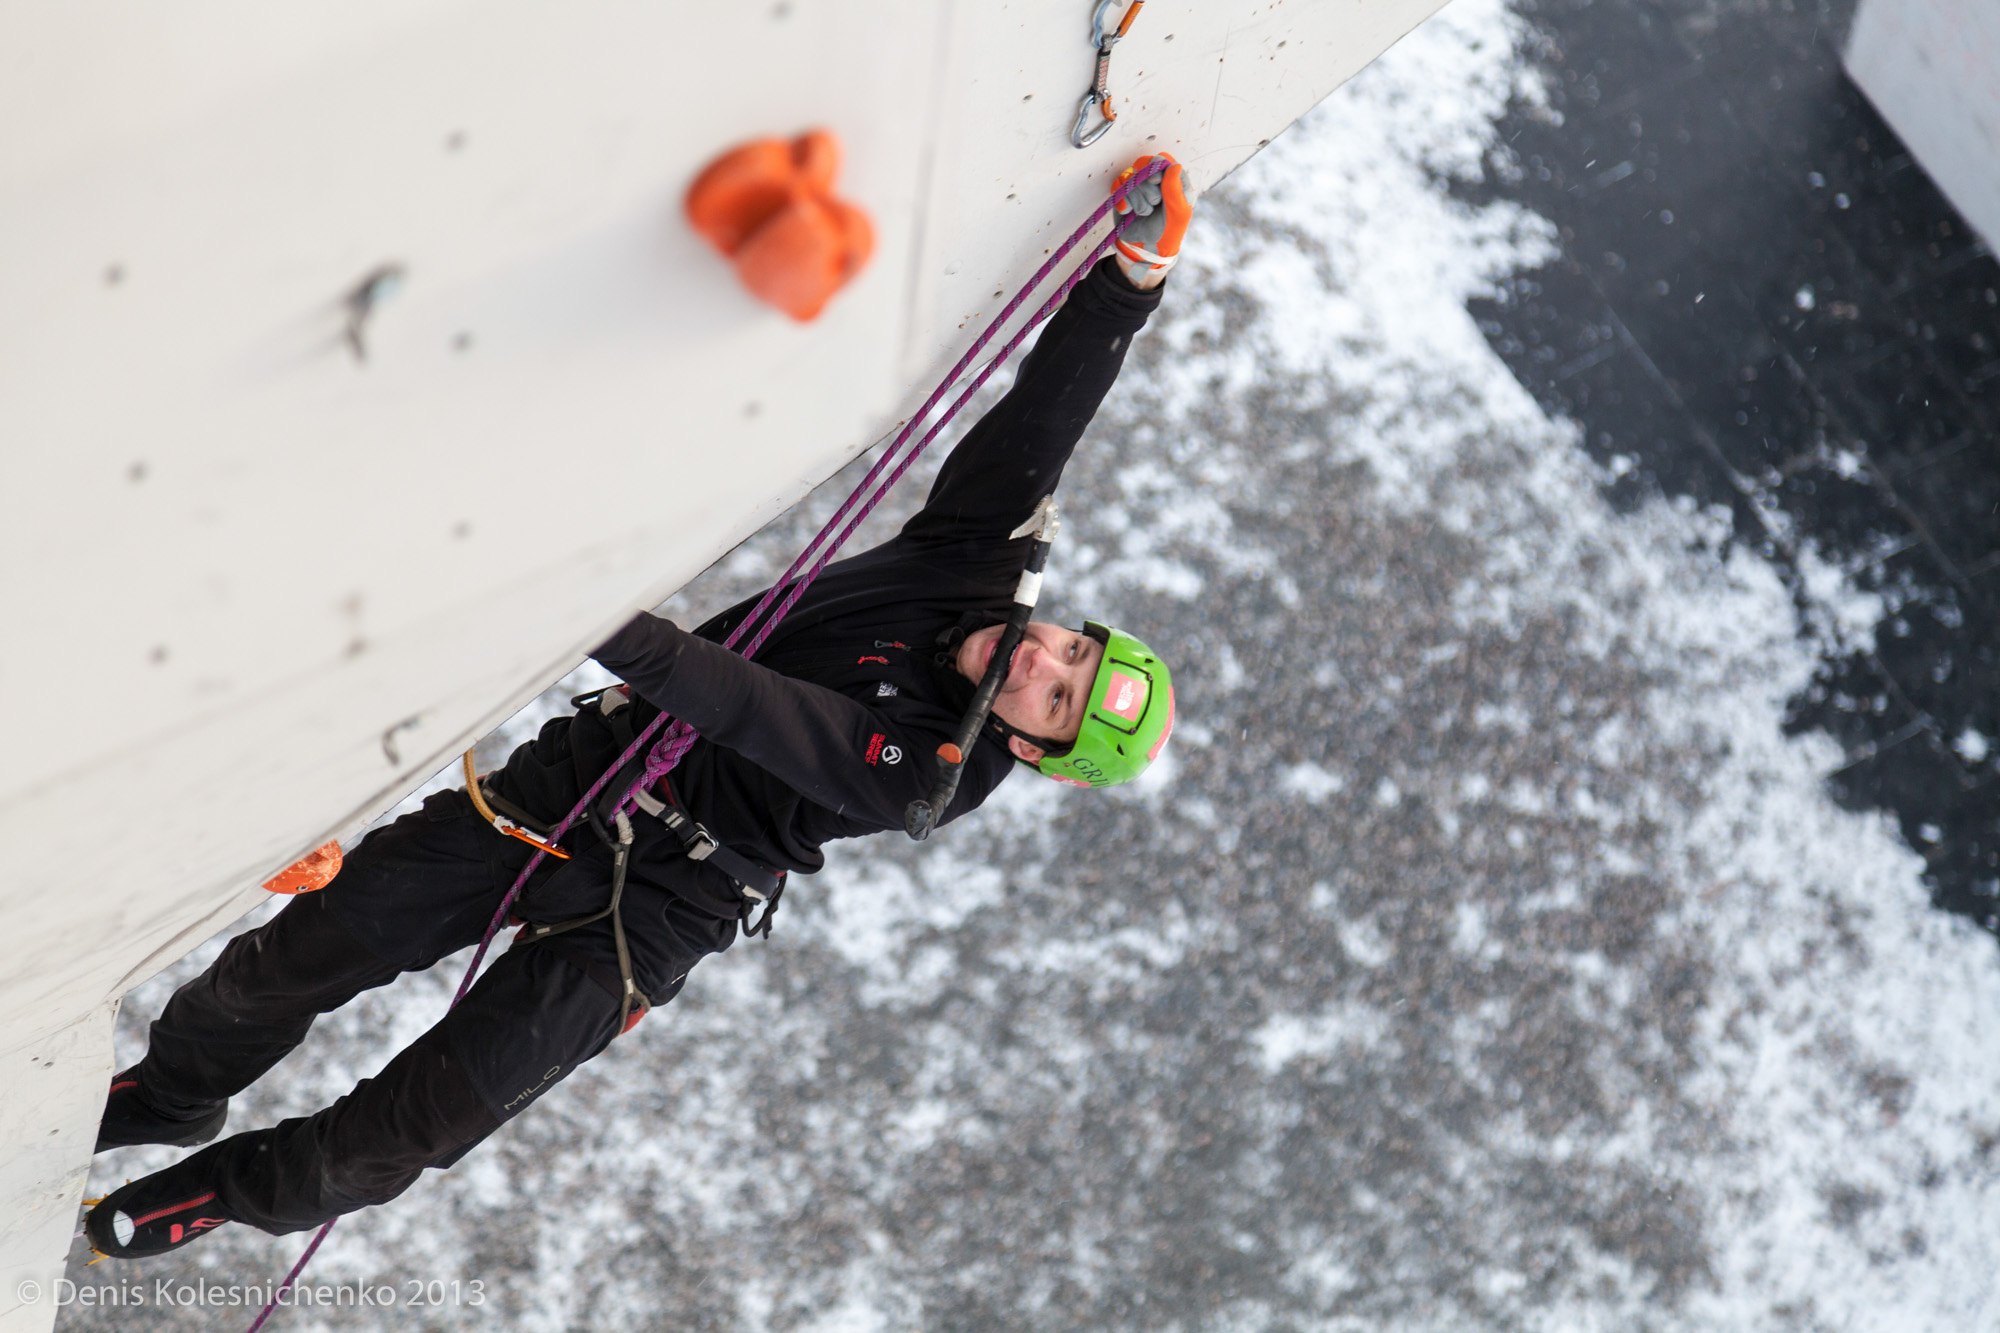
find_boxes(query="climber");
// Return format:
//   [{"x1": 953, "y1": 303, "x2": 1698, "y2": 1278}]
[{"x1": 84, "y1": 155, "x2": 1191, "y2": 1259}]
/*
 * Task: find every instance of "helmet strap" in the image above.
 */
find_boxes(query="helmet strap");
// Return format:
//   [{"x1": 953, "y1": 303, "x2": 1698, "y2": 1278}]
[{"x1": 985, "y1": 713, "x2": 1072, "y2": 761}]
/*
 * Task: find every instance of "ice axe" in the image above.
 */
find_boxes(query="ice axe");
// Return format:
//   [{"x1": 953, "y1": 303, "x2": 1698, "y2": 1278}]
[{"x1": 905, "y1": 495, "x2": 1061, "y2": 840}]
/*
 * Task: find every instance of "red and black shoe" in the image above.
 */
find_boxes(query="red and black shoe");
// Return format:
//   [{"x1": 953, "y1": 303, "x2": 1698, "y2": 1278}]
[
  {"x1": 85, "y1": 1146, "x2": 235, "y2": 1259},
  {"x1": 96, "y1": 1068, "x2": 227, "y2": 1154}
]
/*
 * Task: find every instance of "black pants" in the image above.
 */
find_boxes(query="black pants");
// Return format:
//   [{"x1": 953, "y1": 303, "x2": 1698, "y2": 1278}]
[{"x1": 133, "y1": 788, "x2": 735, "y2": 1234}]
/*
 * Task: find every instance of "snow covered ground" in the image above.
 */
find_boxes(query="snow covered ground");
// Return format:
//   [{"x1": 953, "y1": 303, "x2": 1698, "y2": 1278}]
[{"x1": 62, "y1": 1, "x2": 2000, "y2": 1327}]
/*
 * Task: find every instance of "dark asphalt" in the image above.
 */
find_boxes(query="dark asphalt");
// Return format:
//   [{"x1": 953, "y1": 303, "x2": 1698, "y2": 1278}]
[{"x1": 1472, "y1": 0, "x2": 2000, "y2": 924}]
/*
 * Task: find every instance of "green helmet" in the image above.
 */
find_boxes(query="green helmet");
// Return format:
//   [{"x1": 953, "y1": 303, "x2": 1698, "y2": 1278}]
[{"x1": 1034, "y1": 622, "x2": 1176, "y2": 788}]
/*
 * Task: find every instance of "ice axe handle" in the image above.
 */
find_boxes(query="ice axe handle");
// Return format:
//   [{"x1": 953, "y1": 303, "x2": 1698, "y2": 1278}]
[
  {"x1": 904, "y1": 609, "x2": 1032, "y2": 839},
  {"x1": 905, "y1": 502, "x2": 1058, "y2": 841}
]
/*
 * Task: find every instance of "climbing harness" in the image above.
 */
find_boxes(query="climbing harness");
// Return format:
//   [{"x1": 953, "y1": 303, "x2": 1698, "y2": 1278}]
[
  {"x1": 499, "y1": 681, "x2": 785, "y2": 1046},
  {"x1": 905, "y1": 496, "x2": 1061, "y2": 840},
  {"x1": 247, "y1": 157, "x2": 1169, "y2": 1333},
  {"x1": 569, "y1": 684, "x2": 788, "y2": 934},
  {"x1": 1071, "y1": 0, "x2": 1146, "y2": 148},
  {"x1": 512, "y1": 806, "x2": 648, "y2": 1033},
  {"x1": 633, "y1": 779, "x2": 788, "y2": 938}
]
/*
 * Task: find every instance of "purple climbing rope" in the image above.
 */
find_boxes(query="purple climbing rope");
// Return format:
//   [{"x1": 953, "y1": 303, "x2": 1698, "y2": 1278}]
[
  {"x1": 246, "y1": 159, "x2": 1164, "y2": 1331},
  {"x1": 242, "y1": 1223, "x2": 332, "y2": 1333}
]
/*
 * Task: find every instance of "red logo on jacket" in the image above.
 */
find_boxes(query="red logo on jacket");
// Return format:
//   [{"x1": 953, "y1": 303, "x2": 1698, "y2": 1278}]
[{"x1": 864, "y1": 733, "x2": 886, "y2": 765}]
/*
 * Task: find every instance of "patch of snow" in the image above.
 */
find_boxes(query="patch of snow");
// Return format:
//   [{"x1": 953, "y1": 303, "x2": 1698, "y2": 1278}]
[{"x1": 1280, "y1": 762, "x2": 1348, "y2": 801}]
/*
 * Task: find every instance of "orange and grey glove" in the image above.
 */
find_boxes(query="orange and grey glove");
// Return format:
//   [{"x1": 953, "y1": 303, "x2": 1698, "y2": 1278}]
[{"x1": 1112, "y1": 153, "x2": 1192, "y2": 282}]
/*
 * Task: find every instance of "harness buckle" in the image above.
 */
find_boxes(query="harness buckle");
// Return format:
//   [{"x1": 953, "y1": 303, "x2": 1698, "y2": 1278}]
[
  {"x1": 660, "y1": 806, "x2": 718, "y2": 861},
  {"x1": 570, "y1": 684, "x2": 632, "y2": 716},
  {"x1": 642, "y1": 775, "x2": 785, "y2": 934}
]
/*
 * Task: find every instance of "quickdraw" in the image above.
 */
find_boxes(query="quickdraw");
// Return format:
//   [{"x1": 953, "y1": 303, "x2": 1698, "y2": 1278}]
[{"x1": 1071, "y1": 0, "x2": 1145, "y2": 148}]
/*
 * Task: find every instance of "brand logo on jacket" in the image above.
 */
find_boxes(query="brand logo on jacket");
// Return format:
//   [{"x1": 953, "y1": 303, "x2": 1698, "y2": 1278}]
[
  {"x1": 865, "y1": 733, "x2": 886, "y2": 765},
  {"x1": 877, "y1": 682, "x2": 899, "y2": 697},
  {"x1": 882, "y1": 745, "x2": 903, "y2": 765}
]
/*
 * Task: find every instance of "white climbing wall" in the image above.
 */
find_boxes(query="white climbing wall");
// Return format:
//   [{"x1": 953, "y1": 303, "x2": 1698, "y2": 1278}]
[
  {"x1": 0, "y1": 1, "x2": 1447, "y2": 1324},
  {"x1": 1846, "y1": 0, "x2": 2000, "y2": 250}
]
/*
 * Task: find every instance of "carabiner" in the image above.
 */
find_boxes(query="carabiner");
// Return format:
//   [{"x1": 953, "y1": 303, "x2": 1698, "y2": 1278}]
[
  {"x1": 1088, "y1": 0, "x2": 1126, "y2": 49},
  {"x1": 1072, "y1": 89, "x2": 1116, "y2": 149}
]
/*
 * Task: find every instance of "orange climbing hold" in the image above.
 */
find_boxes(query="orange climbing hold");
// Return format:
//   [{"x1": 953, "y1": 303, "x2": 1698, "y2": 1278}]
[
  {"x1": 685, "y1": 129, "x2": 874, "y2": 322},
  {"x1": 262, "y1": 840, "x2": 343, "y2": 894}
]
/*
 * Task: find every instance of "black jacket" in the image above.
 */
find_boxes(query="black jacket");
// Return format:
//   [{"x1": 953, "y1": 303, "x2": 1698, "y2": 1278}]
[{"x1": 500, "y1": 259, "x2": 1162, "y2": 905}]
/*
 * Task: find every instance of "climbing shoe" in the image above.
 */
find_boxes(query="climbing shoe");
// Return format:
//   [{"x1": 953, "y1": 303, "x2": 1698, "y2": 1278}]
[
  {"x1": 95, "y1": 1068, "x2": 227, "y2": 1154},
  {"x1": 85, "y1": 1145, "x2": 235, "y2": 1259}
]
